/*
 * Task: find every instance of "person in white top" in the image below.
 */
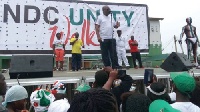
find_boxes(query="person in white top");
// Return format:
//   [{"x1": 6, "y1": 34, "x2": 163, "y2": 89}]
[
  {"x1": 53, "y1": 33, "x2": 65, "y2": 71},
  {"x1": 116, "y1": 30, "x2": 130, "y2": 69},
  {"x1": 170, "y1": 72, "x2": 200, "y2": 112},
  {"x1": 95, "y1": 5, "x2": 120, "y2": 69}
]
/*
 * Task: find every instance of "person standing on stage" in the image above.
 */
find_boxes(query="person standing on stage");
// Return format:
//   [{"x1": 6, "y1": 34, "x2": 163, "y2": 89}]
[
  {"x1": 95, "y1": 5, "x2": 120, "y2": 69},
  {"x1": 53, "y1": 33, "x2": 65, "y2": 71},
  {"x1": 116, "y1": 30, "x2": 130, "y2": 69},
  {"x1": 179, "y1": 17, "x2": 199, "y2": 66},
  {"x1": 128, "y1": 36, "x2": 144, "y2": 69},
  {"x1": 70, "y1": 32, "x2": 84, "y2": 71}
]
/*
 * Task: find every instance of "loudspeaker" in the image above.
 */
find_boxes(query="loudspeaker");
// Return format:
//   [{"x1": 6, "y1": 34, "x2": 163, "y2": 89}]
[
  {"x1": 9, "y1": 55, "x2": 54, "y2": 79},
  {"x1": 160, "y1": 52, "x2": 193, "y2": 72}
]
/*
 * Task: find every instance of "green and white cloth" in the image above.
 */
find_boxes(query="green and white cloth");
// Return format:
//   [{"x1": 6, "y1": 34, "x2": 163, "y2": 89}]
[{"x1": 30, "y1": 89, "x2": 55, "y2": 112}]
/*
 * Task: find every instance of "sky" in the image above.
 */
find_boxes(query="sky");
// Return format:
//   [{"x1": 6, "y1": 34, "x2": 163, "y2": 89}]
[{"x1": 85, "y1": 0, "x2": 200, "y2": 54}]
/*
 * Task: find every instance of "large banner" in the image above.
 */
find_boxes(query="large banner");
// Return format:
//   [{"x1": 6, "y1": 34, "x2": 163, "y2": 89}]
[{"x1": 0, "y1": 0, "x2": 149, "y2": 54}]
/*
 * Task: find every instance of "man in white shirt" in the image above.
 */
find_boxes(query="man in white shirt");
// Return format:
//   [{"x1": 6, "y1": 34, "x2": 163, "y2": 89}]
[
  {"x1": 95, "y1": 5, "x2": 120, "y2": 69},
  {"x1": 170, "y1": 72, "x2": 200, "y2": 112},
  {"x1": 116, "y1": 30, "x2": 130, "y2": 69}
]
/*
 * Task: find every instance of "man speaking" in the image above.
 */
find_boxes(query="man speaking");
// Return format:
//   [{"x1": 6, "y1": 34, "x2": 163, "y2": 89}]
[{"x1": 95, "y1": 5, "x2": 120, "y2": 69}]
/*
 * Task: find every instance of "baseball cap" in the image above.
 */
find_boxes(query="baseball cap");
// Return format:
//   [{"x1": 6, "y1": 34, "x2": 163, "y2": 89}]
[
  {"x1": 170, "y1": 72, "x2": 195, "y2": 94},
  {"x1": 75, "y1": 84, "x2": 91, "y2": 92},
  {"x1": 149, "y1": 100, "x2": 180, "y2": 112}
]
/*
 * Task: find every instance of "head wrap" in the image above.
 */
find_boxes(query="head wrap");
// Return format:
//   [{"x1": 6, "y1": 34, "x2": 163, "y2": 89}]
[
  {"x1": 48, "y1": 98, "x2": 70, "y2": 112},
  {"x1": 30, "y1": 89, "x2": 55, "y2": 112},
  {"x1": 2, "y1": 85, "x2": 28, "y2": 107},
  {"x1": 51, "y1": 81, "x2": 66, "y2": 95}
]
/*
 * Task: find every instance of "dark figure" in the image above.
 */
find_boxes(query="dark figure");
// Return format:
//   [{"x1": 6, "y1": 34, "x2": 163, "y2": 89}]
[
  {"x1": 128, "y1": 36, "x2": 143, "y2": 69},
  {"x1": 147, "y1": 82, "x2": 172, "y2": 104},
  {"x1": 68, "y1": 88, "x2": 118, "y2": 112},
  {"x1": 70, "y1": 32, "x2": 84, "y2": 71},
  {"x1": 190, "y1": 81, "x2": 200, "y2": 107},
  {"x1": 125, "y1": 93, "x2": 152, "y2": 112},
  {"x1": 179, "y1": 17, "x2": 199, "y2": 66},
  {"x1": 0, "y1": 73, "x2": 7, "y2": 112}
]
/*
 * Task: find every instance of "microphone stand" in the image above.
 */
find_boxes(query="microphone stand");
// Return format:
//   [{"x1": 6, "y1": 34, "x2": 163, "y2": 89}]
[{"x1": 110, "y1": 12, "x2": 114, "y2": 68}]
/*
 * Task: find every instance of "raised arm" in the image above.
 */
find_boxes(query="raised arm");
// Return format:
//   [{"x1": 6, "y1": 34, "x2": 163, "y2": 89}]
[
  {"x1": 103, "y1": 70, "x2": 118, "y2": 90},
  {"x1": 70, "y1": 38, "x2": 78, "y2": 45}
]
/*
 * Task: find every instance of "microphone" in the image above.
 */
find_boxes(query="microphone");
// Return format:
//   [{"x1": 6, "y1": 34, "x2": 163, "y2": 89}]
[
  {"x1": 107, "y1": 9, "x2": 112, "y2": 14},
  {"x1": 17, "y1": 74, "x2": 20, "y2": 85}
]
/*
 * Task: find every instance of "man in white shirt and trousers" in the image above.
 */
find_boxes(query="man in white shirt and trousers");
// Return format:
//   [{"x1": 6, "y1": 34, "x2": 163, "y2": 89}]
[
  {"x1": 95, "y1": 5, "x2": 120, "y2": 69},
  {"x1": 116, "y1": 30, "x2": 130, "y2": 69}
]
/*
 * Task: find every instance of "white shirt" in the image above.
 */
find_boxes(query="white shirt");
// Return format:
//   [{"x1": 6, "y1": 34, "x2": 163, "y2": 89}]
[
  {"x1": 95, "y1": 14, "x2": 116, "y2": 39},
  {"x1": 116, "y1": 36, "x2": 126, "y2": 48},
  {"x1": 169, "y1": 92, "x2": 176, "y2": 101},
  {"x1": 171, "y1": 102, "x2": 200, "y2": 112},
  {"x1": 53, "y1": 39, "x2": 64, "y2": 50}
]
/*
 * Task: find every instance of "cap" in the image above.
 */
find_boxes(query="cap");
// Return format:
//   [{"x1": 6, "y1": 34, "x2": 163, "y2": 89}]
[
  {"x1": 170, "y1": 72, "x2": 195, "y2": 94},
  {"x1": 149, "y1": 100, "x2": 180, "y2": 112},
  {"x1": 2, "y1": 85, "x2": 28, "y2": 107},
  {"x1": 75, "y1": 84, "x2": 91, "y2": 92}
]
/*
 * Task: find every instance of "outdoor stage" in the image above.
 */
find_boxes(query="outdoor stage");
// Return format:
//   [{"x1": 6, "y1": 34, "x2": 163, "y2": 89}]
[{"x1": 3, "y1": 68, "x2": 200, "y2": 86}]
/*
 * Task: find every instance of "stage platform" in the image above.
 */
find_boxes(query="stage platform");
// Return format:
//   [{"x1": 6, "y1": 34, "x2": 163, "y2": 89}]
[{"x1": 3, "y1": 68, "x2": 200, "y2": 86}]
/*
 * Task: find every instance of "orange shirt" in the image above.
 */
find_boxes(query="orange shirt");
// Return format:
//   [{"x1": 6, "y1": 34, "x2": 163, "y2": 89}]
[{"x1": 128, "y1": 40, "x2": 139, "y2": 53}]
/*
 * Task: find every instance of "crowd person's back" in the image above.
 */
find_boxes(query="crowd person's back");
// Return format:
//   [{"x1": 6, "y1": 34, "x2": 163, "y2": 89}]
[
  {"x1": 170, "y1": 72, "x2": 200, "y2": 112},
  {"x1": 68, "y1": 88, "x2": 118, "y2": 112}
]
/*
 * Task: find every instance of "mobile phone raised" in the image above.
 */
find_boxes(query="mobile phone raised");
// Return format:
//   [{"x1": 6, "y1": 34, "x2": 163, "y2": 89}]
[{"x1": 144, "y1": 69, "x2": 154, "y2": 84}]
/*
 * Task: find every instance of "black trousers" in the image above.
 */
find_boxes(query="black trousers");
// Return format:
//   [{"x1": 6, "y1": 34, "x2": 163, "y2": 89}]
[
  {"x1": 100, "y1": 39, "x2": 119, "y2": 69},
  {"x1": 131, "y1": 52, "x2": 143, "y2": 68},
  {"x1": 72, "y1": 53, "x2": 82, "y2": 71}
]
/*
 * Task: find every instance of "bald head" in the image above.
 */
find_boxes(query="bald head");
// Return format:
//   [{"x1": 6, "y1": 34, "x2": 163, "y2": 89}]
[
  {"x1": 102, "y1": 5, "x2": 111, "y2": 16},
  {"x1": 186, "y1": 17, "x2": 192, "y2": 24},
  {"x1": 75, "y1": 32, "x2": 79, "y2": 38}
]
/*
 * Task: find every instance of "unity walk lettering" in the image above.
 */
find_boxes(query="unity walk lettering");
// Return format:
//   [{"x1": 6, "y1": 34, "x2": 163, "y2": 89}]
[
  {"x1": 0, "y1": 0, "x2": 149, "y2": 54},
  {"x1": 3, "y1": 4, "x2": 134, "y2": 26}
]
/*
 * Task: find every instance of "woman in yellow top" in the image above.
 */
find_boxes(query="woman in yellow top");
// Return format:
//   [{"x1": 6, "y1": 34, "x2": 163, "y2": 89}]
[{"x1": 70, "y1": 32, "x2": 84, "y2": 71}]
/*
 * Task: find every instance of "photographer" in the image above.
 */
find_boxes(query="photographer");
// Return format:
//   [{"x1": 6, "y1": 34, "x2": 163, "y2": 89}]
[
  {"x1": 70, "y1": 32, "x2": 84, "y2": 71},
  {"x1": 94, "y1": 67, "x2": 133, "y2": 111}
]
